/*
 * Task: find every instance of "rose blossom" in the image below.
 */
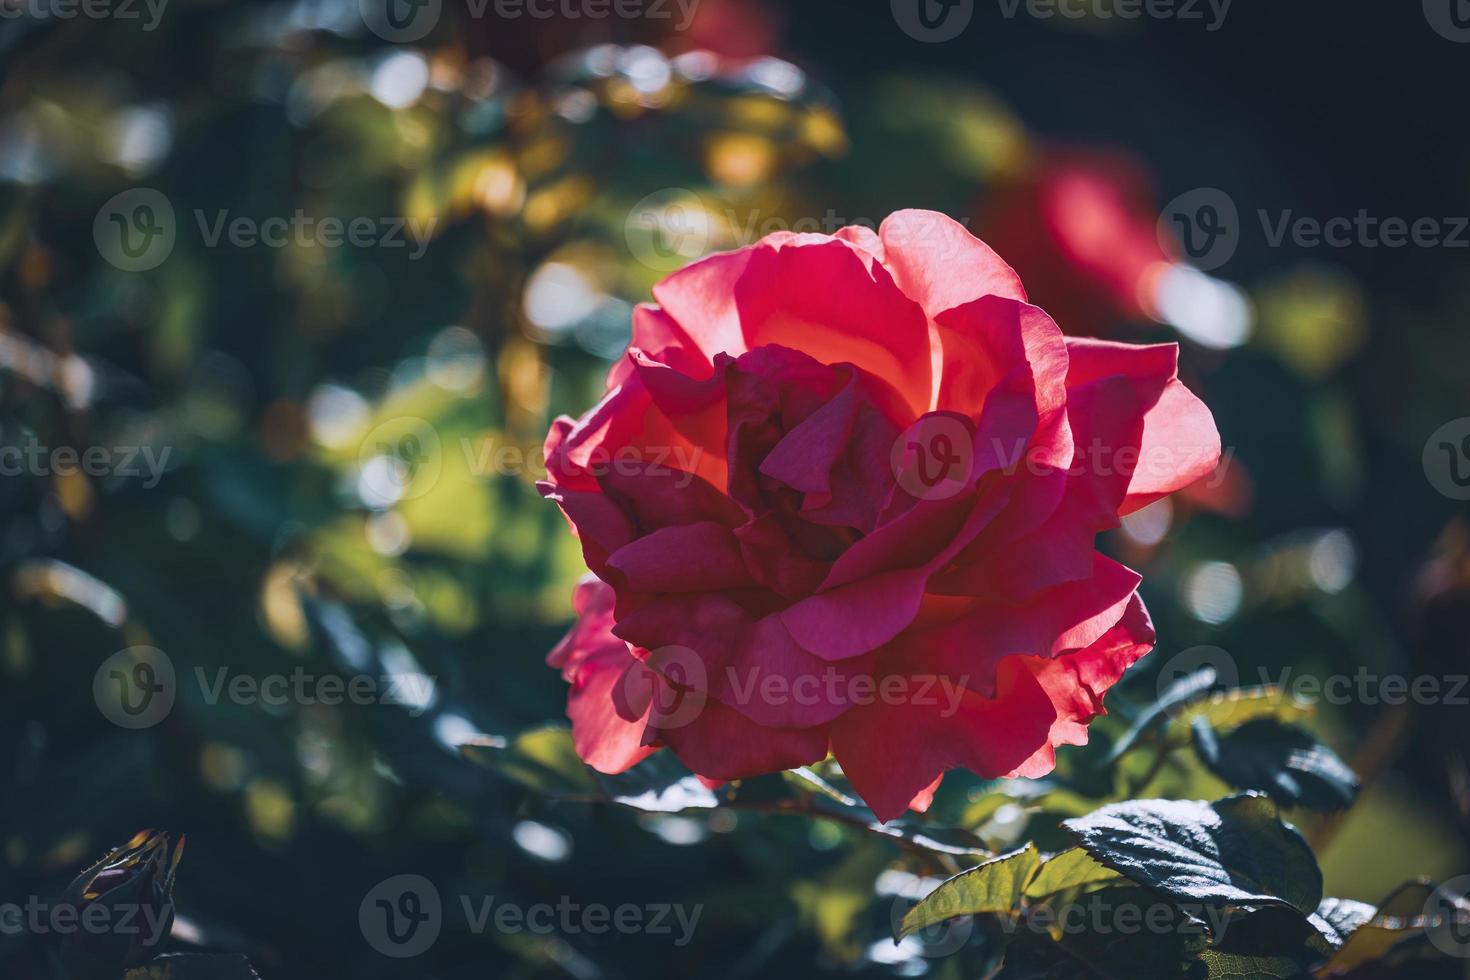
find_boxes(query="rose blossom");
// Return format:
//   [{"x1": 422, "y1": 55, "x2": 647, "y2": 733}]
[{"x1": 542, "y1": 210, "x2": 1219, "y2": 821}]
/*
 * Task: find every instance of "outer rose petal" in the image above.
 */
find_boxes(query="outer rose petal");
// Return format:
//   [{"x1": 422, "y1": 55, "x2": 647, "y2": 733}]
[
  {"x1": 907, "y1": 775, "x2": 944, "y2": 814},
  {"x1": 831, "y1": 657, "x2": 1056, "y2": 822},
  {"x1": 879, "y1": 210, "x2": 1028, "y2": 320},
  {"x1": 1064, "y1": 337, "x2": 1220, "y2": 513},
  {"x1": 652, "y1": 695, "x2": 828, "y2": 781},
  {"x1": 613, "y1": 592, "x2": 877, "y2": 729},
  {"x1": 548, "y1": 578, "x2": 656, "y2": 773},
  {"x1": 650, "y1": 248, "x2": 751, "y2": 373},
  {"x1": 566, "y1": 654, "x2": 659, "y2": 774},
  {"x1": 1008, "y1": 594, "x2": 1156, "y2": 777}
]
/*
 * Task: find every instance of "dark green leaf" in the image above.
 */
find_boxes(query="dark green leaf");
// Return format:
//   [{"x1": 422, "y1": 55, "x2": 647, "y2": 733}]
[
  {"x1": 783, "y1": 766, "x2": 858, "y2": 807},
  {"x1": 1192, "y1": 718, "x2": 1358, "y2": 810},
  {"x1": 459, "y1": 727, "x2": 599, "y2": 798},
  {"x1": 126, "y1": 954, "x2": 262, "y2": 979},
  {"x1": 1314, "y1": 879, "x2": 1470, "y2": 976},
  {"x1": 1313, "y1": 897, "x2": 1377, "y2": 947},
  {"x1": 594, "y1": 751, "x2": 719, "y2": 811},
  {"x1": 1061, "y1": 796, "x2": 1323, "y2": 914},
  {"x1": 1197, "y1": 950, "x2": 1309, "y2": 978},
  {"x1": 460, "y1": 729, "x2": 718, "y2": 811},
  {"x1": 1107, "y1": 667, "x2": 1219, "y2": 763},
  {"x1": 997, "y1": 886, "x2": 1209, "y2": 979}
]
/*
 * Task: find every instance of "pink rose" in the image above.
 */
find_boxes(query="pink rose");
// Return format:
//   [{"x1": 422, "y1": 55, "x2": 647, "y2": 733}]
[{"x1": 542, "y1": 210, "x2": 1219, "y2": 821}]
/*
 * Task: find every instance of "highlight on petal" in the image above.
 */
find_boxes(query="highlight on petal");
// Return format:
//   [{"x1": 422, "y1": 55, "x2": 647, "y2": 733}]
[{"x1": 878, "y1": 209, "x2": 1028, "y2": 316}]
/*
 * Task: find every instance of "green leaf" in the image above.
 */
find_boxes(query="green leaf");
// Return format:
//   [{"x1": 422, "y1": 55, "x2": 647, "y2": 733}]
[
  {"x1": 1024, "y1": 848, "x2": 1123, "y2": 900},
  {"x1": 895, "y1": 843, "x2": 1042, "y2": 941},
  {"x1": 459, "y1": 727, "x2": 599, "y2": 799},
  {"x1": 783, "y1": 766, "x2": 859, "y2": 807},
  {"x1": 997, "y1": 886, "x2": 1209, "y2": 979},
  {"x1": 460, "y1": 728, "x2": 718, "y2": 812},
  {"x1": 594, "y1": 752, "x2": 719, "y2": 811},
  {"x1": 1107, "y1": 667, "x2": 1219, "y2": 763},
  {"x1": 1313, "y1": 880, "x2": 1470, "y2": 976},
  {"x1": 1191, "y1": 718, "x2": 1358, "y2": 810},
  {"x1": 126, "y1": 954, "x2": 263, "y2": 979},
  {"x1": 1172, "y1": 686, "x2": 1313, "y2": 737},
  {"x1": 1061, "y1": 796, "x2": 1323, "y2": 914},
  {"x1": 1197, "y1": 949, "x2": 1309, "y2": 978},
  {"x1": 1312, "y1": 897, "x2": 1377, "y2": 947}
]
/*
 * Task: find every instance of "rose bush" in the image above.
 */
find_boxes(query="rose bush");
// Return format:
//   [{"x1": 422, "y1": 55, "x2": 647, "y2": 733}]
[{"x1": 542, "y1": 210, "x2": 1219, "y2": 821}]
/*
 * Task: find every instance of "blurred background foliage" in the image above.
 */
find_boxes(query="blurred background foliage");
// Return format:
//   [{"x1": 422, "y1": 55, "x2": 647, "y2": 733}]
[{"x1": 0, "y1": 0, "x2": 1468, "y2": 976}]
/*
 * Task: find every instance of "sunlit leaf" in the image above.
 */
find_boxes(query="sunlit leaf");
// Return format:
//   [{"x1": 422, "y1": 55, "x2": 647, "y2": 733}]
[
  {"x1": 895, "y1": 843, "x2": 1041, "y2": 941},
  {"x1": 1023, "y1": 848, "x2": 1122, "y2": 900}
]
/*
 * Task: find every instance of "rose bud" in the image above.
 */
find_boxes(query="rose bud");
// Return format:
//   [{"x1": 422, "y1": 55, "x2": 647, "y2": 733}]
[{"x1": 56, "y1": 830, "x2": 184, "y2": 980}]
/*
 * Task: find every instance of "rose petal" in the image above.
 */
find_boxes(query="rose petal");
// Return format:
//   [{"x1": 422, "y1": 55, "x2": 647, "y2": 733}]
[
  {"x1": 831, "y1": 656, "x2": 1055, "y2": 822},
  {"x1": 878, "y1": 210, "x2": 1028, "y2": 318},
  {"x1": 736, "y1": 237, "x2": 933, "y2": 416}
]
